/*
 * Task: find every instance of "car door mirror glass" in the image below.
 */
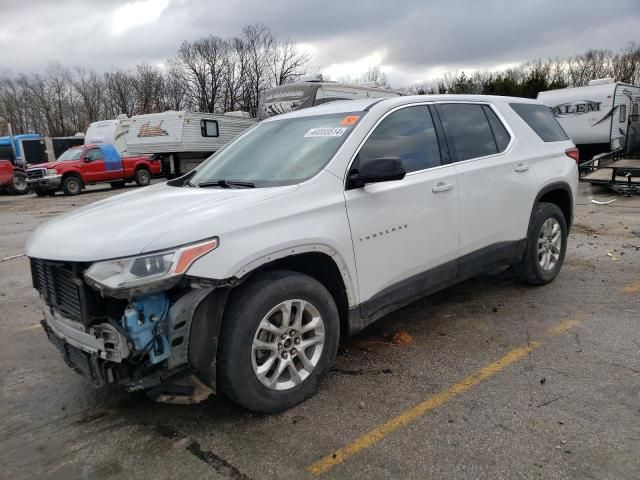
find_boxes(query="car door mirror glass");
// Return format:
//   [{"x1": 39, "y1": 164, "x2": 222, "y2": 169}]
[{"x1": 348, "y1": 157, "x2": 406, "y2": 189}]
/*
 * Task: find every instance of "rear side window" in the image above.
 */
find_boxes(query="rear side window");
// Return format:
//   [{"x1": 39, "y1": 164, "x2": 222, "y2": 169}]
[
  {"x1": 85, "y1": 148, "x2": 103, "y2": 161},
  {"x1": 483, "y1": 106, "x2": 511, "y2": 152},
  {"x1": 510, "y1": 103, "x2": 569, "y2": 142},
  {"x1": 437, "y1": 104, "x2": 497, "y2": 161},
  {"x1": 357, "y1": 105, "x2": 441, "y2": 173}
]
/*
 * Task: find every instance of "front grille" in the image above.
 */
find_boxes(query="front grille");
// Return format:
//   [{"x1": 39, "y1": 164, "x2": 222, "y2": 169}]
[
  {"x1": 31, "y1": 258, "x2": 86, "y2": 322},
  {"x1": 27, "y1": 168, "x2": 45, "y2": 179},
  {"x1": 31, "y1": 258, "x2": 128, "y2": 326}
]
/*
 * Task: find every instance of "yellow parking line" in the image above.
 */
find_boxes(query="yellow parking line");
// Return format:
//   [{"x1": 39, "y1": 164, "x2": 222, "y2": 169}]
[
  {"x1": 307, "y1": 318, "x2": 580, "y2": 476},
  {"x1": 622, "y1": 280, "x2": 640, "y2": 294},
  {"x1": 13, "y1": 324, "x2": 41, "y2": 333}
]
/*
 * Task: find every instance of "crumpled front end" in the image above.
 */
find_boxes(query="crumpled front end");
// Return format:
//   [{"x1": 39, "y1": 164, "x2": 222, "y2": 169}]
[{"x1": 31, "y1": 257, "x2": 218, "y2": 402}]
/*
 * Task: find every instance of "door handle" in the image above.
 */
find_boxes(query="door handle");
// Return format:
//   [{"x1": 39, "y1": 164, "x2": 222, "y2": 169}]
[
  {"x1": 514, "y1": 163, "x2": 529, "y2": 172},
  {"x1": 432, "y1": 182, "x2": 453, "y2": 193}
]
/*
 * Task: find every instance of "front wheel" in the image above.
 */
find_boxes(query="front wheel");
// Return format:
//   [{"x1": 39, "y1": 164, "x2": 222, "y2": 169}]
[
  {"x1": 62, "y1": 176, "x2": 82, "y2": 196},
  {"x1": 217, "y1": 270, "x2": 340, "y2": 413},
  {"x1": 513, "y1": 202, "x2": 567, "y2": 285},
  {"x1": 7, "y1": 172, "x2": 29, "y2": 195}
]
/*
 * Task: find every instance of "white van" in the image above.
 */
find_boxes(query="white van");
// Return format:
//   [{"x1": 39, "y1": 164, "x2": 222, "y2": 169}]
[{"x1": 538, "y1": 78, "x2": 640, "y2": 159}]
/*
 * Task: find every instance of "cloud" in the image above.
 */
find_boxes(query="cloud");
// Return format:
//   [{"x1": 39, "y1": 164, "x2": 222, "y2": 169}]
[
  {"x1": 111, "y1": 0, "x2": 170, "y2": 36},
  {"x1": 0, "y1": 0, "x2": 638, "y2": 86}
]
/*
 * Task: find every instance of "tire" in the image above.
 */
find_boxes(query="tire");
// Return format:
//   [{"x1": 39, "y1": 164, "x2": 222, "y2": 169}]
[
  {"x1": 62, "y1": 176, "x2": 82, "y2": 196},
  {"x1": 110, "y1": 180, "x2": 126, "y2": 189},
  {"x1": 513, "y1": 202, "x2": 567, "y2": 285},
  {"x1": 134, "y1": 168, "x2": 151, "y2": 187},
  {"x1": 7, "y1": 172, "x2": 29, "y2": 195},
  {"x1": 217, "y1": 270, "x2": 340, "y2": 413}
]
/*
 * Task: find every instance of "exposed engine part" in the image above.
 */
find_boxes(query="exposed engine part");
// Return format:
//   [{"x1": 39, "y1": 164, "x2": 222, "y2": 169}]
[{"x1": 122, "y1": 293, "x2": 170, "y2": 364}]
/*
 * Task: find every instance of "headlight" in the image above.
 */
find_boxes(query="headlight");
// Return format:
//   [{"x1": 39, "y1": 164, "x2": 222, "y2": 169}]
[
  {"x1": 46, "y1": 169, "x2": 57, "y2": 176},
  {"x1": 84, "y1": 238, "x2": 218, "y2": 297}
]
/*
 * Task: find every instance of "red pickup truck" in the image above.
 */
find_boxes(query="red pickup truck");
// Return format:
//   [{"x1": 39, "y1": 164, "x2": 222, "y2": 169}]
[
  {"x1": 0, "y1": 160, "x2": 29, "y2": 195},
  {"x1": 26, "y1": 144, "x2": 161, "y2": 196}
]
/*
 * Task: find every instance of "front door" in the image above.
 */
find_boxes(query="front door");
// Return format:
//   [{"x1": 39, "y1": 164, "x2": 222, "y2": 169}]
[
  {"x1": 82, "y1": 148, "x2": 106, "y2": 182},
  {"x1": 344, "y1": 104, "x2": 460, "y2": 319}
]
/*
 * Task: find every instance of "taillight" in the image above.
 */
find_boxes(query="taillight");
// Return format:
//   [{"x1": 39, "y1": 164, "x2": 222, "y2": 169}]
[{"x1": 565, "y1": 148, "x2": 579, "y2": 163}]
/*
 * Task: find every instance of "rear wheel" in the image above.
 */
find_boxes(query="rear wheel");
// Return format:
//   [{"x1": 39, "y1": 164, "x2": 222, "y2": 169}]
[
  {"x1": 217, "y1": 270, "x2": 339, "y2": 413},
  {"x1": 513, "y1": 202, "x2": 567, "y2": 285},
  {"x1": 62, "y1": 176, "x2": 82, "y2": 196},
  {"x1": 135, "y1": 168, "x2": 151, "y2": 187}
]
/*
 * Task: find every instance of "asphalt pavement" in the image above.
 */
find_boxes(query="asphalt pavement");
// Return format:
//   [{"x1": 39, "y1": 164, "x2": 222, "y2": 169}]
[{"x1": 0, "y1": 182, "x2": 638, "y2": 479}]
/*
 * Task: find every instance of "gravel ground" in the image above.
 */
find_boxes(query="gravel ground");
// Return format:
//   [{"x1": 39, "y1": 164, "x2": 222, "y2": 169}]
[{"x1": 0, "y1": 182, "x2": 638, "y2": 480}]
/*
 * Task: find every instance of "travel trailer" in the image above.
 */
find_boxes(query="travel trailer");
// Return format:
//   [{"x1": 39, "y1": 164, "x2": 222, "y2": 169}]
[
  {"x1": 124, "y1": 111, "x2": 256, "y2": 176},
  {"x1": 538, "y1": 79, "x2": 640, "y2": 160},
  {"x1": 257, "y1": 75, "x2": 401, "y2": 120}
]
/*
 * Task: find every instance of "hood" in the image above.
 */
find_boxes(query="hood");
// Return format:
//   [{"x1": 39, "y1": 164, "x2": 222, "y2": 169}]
[
  {"x1": 26, "y1": 182, "x2": 298, "y2": 262},
  {"x1": 28, "y1": 161, "x2": 74, "y2": 170}
]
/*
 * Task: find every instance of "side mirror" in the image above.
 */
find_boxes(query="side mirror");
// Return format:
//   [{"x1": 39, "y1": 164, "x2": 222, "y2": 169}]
[
  {"x1": 347, "y1": 158, "x2": 406, "y2": 189},
  {"x1": 84, "y1": 157, "x2": 91, "y2": 163}
]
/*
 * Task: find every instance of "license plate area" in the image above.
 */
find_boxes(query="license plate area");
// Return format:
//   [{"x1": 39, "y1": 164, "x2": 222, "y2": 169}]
[{"x1": 42, "y1": 320, "x2": 106, "y2": 387}]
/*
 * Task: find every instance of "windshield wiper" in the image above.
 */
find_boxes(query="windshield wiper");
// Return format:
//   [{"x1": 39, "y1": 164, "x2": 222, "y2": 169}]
[
  {"x1": 184, "y1": 179, "x2": 196, "y2": 187},
  {"x1": 197, "y1": 180, "x2": 255, "y2": 189}
]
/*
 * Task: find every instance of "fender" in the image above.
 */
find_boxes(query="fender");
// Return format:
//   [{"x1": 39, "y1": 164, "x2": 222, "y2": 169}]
[
  {"x1": 233, "y1": 243, "x2": 358, "y2": 307},
  {"x1": 529, "y1": 181, "x2": 574, "y2": 234}
]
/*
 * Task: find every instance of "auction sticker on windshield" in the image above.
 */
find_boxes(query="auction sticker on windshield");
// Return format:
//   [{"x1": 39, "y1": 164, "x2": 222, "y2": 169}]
[{"x1": 304, "y1": 127, "x2": 348, "y2": 137}]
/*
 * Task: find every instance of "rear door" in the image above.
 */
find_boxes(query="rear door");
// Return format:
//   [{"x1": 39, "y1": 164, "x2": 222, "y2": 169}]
[
  {"x1": 436, "y1": 102, "x2": 537, "y2": 276},
  {"x1": 344, "y1": 104, "x2": 460, "y2": 317}
]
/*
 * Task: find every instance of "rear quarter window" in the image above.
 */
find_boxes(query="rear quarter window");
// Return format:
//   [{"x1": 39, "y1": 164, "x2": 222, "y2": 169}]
[{"x1": 510, "y1": 103, "x2": 569, "y2": 142}]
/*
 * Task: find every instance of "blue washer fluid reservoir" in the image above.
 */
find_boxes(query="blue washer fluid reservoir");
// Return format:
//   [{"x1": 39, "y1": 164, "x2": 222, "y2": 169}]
[{"x1": 121, "y1": 293, "x2": 170, "y2": 364}]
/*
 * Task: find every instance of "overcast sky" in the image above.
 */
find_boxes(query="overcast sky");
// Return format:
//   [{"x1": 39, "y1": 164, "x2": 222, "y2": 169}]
[{"x1": 1, "y1": 0, "x2": 639, "y2": 86}]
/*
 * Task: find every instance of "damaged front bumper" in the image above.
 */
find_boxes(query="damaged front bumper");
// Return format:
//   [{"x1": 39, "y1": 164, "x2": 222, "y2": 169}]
[
  {"x1": 27, "y1": 174, "x2": 62, "y2": 190},
  {"x1": 38, "y1": 286, "x2": 218, "y2": 402}
]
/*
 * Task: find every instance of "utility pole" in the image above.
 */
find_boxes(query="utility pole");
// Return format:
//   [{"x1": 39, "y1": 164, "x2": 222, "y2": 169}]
[{"x1": 7, "y1": 122, "x2": 18, "y2": 165}]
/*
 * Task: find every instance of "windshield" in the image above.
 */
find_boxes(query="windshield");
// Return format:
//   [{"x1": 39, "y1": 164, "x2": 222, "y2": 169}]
[
  {"x1": 57, "y1": 148, "x2": 83, "y2": 162},
  {"x1": 189, "y1": 112, "x2": 364, "y2": 188}
]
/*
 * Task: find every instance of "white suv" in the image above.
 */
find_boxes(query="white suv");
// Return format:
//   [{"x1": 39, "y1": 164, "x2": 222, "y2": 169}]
[{"x1": 27, "y1": 95, "x2": 578, "y2": 412}]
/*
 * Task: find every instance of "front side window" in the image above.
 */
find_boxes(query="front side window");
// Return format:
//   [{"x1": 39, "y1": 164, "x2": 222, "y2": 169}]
[
  {"x1": 510, "y1": 103, "x2": 569, "y2": 142},
  {"x1": 85, "y1": 148, "x2": 103, "y2": 161},
  {"x1": 201, "y1": 120, "x2": 219, "y2": 137},
  {"x1": 356, "y1": 105, "x2": 441, "y2": 173},
  {"x1": 437, "y1": 103, "x2": 498, "y2": 161},
  {"x1": 189, "y1": 112, "x2": 363, "y2": 187}
]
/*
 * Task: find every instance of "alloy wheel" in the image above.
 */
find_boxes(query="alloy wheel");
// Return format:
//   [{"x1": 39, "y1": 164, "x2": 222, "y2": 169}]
[
  {"x1": 537, "y1": 218, "x2": 561, "y2": 271},
  {"x1": 251, "y1": 299, "x2": 325, "y2": 391}
]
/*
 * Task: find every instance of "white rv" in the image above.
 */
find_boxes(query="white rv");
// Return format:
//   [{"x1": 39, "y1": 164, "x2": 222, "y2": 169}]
[
  {"x1": 84, "y1": 116, "x2": 128, "y2": 154},
  {"x1": 257, "y1": 75, "x2": 401, "y2": 120},
  {"x1": 124, "y1": 111, "x2": 256, "y2": 176},
  {"x1": 538, "y1": 79, "x2": 640, "y2": 160}
]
